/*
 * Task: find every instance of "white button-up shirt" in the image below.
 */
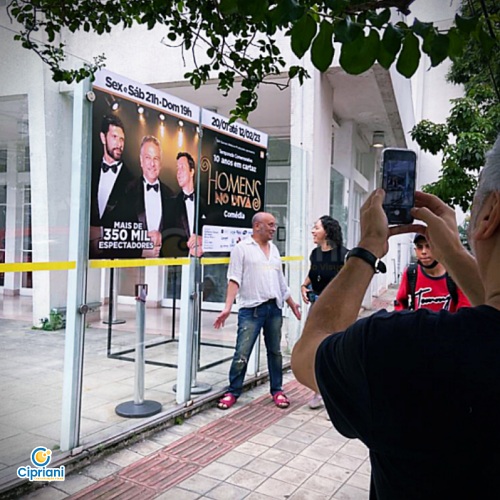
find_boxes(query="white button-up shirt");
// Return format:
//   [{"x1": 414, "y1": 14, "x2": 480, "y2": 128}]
[{"x1": 227, "y1": 236, "x2": 290, "y2": 309}]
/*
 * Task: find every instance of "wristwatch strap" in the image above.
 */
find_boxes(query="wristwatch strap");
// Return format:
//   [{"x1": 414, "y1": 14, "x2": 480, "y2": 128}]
[{"x1": 345, "y1": 247, "x2": 387, "y2": 274}]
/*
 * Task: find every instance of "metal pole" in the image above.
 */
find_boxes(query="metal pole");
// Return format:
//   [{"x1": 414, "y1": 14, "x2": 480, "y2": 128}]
[
  {"x1": 174, "y1": 259, "x2": 195, "y2": 403},
  {"x1": 189, "y1": 259, "x2": 211, "y2": 394},
  {"x1": 106, "y1": 267, "x2": 114, "y2": 356},
  {"x1": 171, "y1": 267, "x2": 177, "y2": 340},
  {"x1": 187, "y1": 114, "x2": 211, "y2": 394},
  {"x1": 115, "y1": 284, "x2": 161, "y2": 418},
  {"x1": 60, "y1": 79, "x2": 92, "y2": 451},
  {"x1": 134, "y1": 285, "x2": 146, "y2": 405}
]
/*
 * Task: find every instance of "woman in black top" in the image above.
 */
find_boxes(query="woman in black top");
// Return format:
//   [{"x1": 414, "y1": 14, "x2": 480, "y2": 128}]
[{"x1": 300, "y1": 215, "x2": 348, "y2": 408}]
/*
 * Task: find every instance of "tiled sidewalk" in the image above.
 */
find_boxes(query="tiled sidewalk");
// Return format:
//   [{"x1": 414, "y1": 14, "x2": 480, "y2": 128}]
[
  {"x1": 17, "y1": 288, "x2": 398, "y2": 500},
  {"x1": 22, "y1": 378, "x2": 371, "y2": 500}
]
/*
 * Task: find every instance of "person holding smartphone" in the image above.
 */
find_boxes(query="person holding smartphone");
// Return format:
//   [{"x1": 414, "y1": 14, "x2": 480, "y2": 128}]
[
  {"x1": 300, "y1": 215, "x2": 348, "y2": 409},
  {"x1": 291, "y1": 135, "x2": 500, "y2": 499}
]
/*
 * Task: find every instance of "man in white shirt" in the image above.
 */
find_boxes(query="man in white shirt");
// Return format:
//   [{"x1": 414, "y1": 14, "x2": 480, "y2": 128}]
[
  {"x1": 214, "y1": 212, "x2": 302, "y2": 410},
  {"x1": 90, "y1": 115, "x2": 133, "y2": 258}
]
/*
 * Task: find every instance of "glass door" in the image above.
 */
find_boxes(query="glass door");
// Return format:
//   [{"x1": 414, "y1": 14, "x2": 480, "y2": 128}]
[{"x1": 21, "y1": 185, "x2": 32, "y2": 292}]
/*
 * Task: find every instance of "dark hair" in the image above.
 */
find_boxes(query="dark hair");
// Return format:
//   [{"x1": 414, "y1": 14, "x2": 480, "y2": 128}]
[
  {"x1": 319, "y1": 215, "x2": 343, "y2": 248},
  {"x1": 101, "y1": 115, "x2": 124, "y2": 135},
  {"x1": 176, "y1": 151, "x2": 195, "y2": 171},
  {"x1": 413, "y1": 234, "x2": 427, "y2": 245}
]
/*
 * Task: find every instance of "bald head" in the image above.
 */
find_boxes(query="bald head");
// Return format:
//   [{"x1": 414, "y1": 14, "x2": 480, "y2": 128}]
[
  {"x1": 252, "y1": 212, "x2": 273, "y2": 227},
  {"x1": 252, "y1": 212, "x2": 277, "y2": 243}
]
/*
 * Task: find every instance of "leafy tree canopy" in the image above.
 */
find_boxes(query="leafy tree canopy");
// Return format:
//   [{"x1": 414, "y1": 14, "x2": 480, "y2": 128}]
[
  {"x1": 411, "y1": 0, "x2": 499, "y2": 212},
  {"x1": 6, "y1": 0, "x2": 497, "y2": 121}
]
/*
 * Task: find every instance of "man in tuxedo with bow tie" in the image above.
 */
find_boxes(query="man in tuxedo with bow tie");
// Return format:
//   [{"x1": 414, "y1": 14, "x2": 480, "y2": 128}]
[
  {"x1": 124, "y1": 135, "x2": 174, "y2": 258},
  {"x1": 167, "y1": 151, "x2": 206, "y2": 257},
  {"x1": 90, "y1": 115, "x2": 134, "y2": 258}
]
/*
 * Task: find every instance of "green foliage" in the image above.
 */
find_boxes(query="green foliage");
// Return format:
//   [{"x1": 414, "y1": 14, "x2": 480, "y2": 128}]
[
  {"x1": 6, "y1": 0, "x2": 497, "y2": 121},
  {"x1": 411, "y1": 0, "x2": 500, "y2": 212},
  {"x1": 411, "y1": 120, "x2": 448, "y2": 155},
  {"x1": 458, "y1": 216, "x2": 471, "y2": 251},
  {"x1": 33, "y1": 310, "x2": 65, "y2": 331}
]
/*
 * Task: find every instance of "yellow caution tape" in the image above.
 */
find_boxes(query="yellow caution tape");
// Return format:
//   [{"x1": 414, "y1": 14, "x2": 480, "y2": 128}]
[{"x1": 0, "y1": 255, "x2": 303, "y2": 272}]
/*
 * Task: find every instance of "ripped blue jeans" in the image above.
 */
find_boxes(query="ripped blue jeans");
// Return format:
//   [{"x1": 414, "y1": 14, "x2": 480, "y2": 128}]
[{"x1": 228, "y1": 299, "x2": 284, "y2": 398}]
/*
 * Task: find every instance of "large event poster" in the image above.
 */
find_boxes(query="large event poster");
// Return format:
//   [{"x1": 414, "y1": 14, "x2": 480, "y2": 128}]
[
  {"x1": 199, "y1": 110, "x2": 268, "y2": 252},
  {"x1": 90, "y1": 70, "x2": 199, "y2": 259},
  {"x1": 90, "y1": 69, "x2": 268, "y2": 259}
]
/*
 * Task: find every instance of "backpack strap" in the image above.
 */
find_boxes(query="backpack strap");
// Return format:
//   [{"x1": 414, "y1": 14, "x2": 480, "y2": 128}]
[
  {"x1": 446, "y1": 275, "x2": 459, "y2": 306},
  {"x1": 406, "y1": 263, "x2": 418, "y2": 310}
]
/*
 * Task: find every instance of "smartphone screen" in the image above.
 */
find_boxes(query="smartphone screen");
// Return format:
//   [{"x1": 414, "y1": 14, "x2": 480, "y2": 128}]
[{"x1": 381, "y1": 148, "x2": 416, "y2": 225}]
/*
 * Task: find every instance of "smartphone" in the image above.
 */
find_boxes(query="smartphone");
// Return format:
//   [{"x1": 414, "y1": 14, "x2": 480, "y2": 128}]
[{"x1": 381, "y1": 148, "x2": 417, "y2": 225}]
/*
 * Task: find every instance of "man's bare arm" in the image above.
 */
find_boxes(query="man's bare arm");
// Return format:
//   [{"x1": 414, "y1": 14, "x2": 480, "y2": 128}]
[
  {"x1": 292, "y1": 190, "x2": 389, "y2": 392},
  {"x1": 213, "y1": 280, "x2": 239, "y2": 329},
  {"x1": 291, "y1": 257, "x2": 377, "y2": 392}
]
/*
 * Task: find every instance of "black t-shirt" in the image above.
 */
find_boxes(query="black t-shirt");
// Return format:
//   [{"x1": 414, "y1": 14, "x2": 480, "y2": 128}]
[
  {"x1": 315, "y1": 305, "x2": 500, "y2": 500},
  {"x1": 308, "y1": 246, "x2": 348, "y2": 295}
]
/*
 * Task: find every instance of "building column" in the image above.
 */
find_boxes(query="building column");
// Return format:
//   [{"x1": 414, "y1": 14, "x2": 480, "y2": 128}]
[
  {"x1": 289, "y1": 65, "x2": 334, "y2": 347},
  {"x1": 28, "y1": 75, "x2": 52, "y2": 323}
]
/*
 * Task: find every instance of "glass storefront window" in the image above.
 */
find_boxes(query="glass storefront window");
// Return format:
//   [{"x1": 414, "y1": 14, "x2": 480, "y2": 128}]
[
  {"x1": 330, "y1": 168, "x2": 349, "y2": 243},
  {"x1": 0, "y1": 149, "x2": 6, "y2": 173},
  {"x1": 22, "y1": 185, "x2": 32, "y2": 288},
  {"x1": 19, "y1": 145, "x2": 30, "y2": 172},
  {"x1": 265, "y1": 180, "x2": 289, "y2": 255}
]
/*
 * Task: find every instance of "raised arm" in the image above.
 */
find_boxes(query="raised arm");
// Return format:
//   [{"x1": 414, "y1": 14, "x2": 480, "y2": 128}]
[
  {"x1": 392, "y1": 191, "x2": 485, "y2": 306},
  {"x1": 292, "y1": 190, "x2": 389, "y2": 392}
]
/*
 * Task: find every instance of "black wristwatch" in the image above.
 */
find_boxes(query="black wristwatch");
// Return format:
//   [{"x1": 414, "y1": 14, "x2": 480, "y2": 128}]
[{"x1": 345, "y1": 247, "x2": 387, "y2": 274}]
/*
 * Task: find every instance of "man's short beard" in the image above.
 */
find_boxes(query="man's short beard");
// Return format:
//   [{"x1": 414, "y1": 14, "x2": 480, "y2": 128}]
[{"x1": 107, "y1": 145, "x2": 122, "y2": 161}]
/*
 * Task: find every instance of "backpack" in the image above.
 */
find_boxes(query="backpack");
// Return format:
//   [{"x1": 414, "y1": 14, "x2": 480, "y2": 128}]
[{"x1": 406, "y1": 263, "x2": 458, "y2": 310}]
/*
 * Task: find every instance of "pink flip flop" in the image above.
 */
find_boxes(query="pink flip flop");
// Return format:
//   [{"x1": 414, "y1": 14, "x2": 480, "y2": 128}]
[
  {"x1": 273, "y1": 391, "x2": 290, "y2": 409},
  {"x1": 217, "y1": 393, "x2": 237, "y2": 410}
]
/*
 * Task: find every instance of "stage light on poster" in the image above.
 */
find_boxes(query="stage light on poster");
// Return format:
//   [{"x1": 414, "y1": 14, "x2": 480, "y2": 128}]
[
  {"x1": 106, "y1": 95, "x2": 120, "y2": 111},
  {"x1": 159, "y1": 113, "x2": 166, "y2": 122},
  {"x1": 178, "y1": 120, "x2": 184, "y2": 147},
  {"x1": 137, "y1": 105, "x2": 145, "y2": 115}
]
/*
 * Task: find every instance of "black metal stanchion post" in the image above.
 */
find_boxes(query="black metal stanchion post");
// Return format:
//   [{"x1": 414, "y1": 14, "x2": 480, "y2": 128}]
[
  {"x1": 115, "y1": 284, "x2": 162, "y2": 418},
  {"x1": 103, "y1": 268, "x2": 126, "y2": 325},
  {"x1": 171, "y1": 267, "x2": 177, "y2": 340}
]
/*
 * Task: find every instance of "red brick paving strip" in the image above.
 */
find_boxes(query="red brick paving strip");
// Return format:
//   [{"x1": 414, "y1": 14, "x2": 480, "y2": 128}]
[
  {"x1": 69, "y1": 380, "x2": 311, "y2": 499},
  {"x1": 160, "y1": 435, "x2": 234, "y2": 466},
  {"x1": 69, "y1": 476, "x2": 157, "y2": 500}
]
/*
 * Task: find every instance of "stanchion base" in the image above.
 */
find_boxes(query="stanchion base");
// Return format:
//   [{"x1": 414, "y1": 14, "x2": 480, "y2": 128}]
[
  {"x1": 103, "y1": 319, "x2": 126, "y2": 325},
  {"x1": 115, "y1": 400, "x2": 162, "y2": 418},
  {"x1": 172, "y1": 382, "x2": 212, "y2": 394}
]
